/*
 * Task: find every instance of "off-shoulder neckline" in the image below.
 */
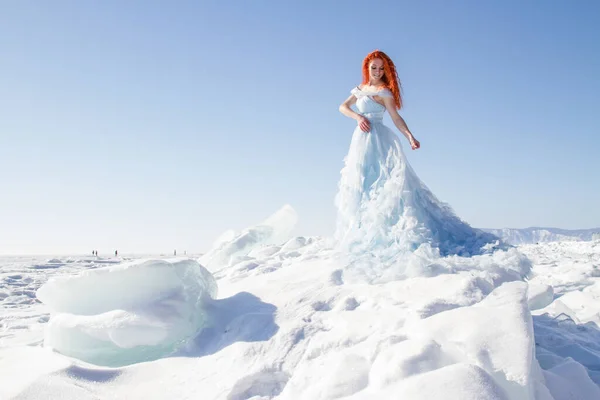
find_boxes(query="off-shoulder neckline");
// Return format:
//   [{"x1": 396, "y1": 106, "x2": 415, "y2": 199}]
[{"x1": 355, "y1": 86, "x2": 390, "y2": 94}]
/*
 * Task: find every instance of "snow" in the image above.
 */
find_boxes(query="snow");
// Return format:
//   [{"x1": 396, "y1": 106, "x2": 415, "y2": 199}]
[
  {"x1": 1, "y1": 239, "x2": 599, "y2": 399},
  {"x1": 527, "y1": 284, "x2": 554, "y2": 311}
]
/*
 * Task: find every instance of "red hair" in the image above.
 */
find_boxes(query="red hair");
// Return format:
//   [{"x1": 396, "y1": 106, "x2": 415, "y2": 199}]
[{"x1": 362, "y1": 50, "x2": 403, "y2": 109}]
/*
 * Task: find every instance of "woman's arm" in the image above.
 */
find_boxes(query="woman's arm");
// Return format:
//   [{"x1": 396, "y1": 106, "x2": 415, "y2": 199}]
[
  {"x1": 382, "y1": 96, "x2": 420, "y2": 150},
  {"x1": 339, "y1": 94, "x2": 370, "y2": 132}
]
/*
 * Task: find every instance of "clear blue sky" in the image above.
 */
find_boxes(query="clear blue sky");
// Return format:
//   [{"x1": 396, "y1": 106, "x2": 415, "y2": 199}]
[{"x1": 1, "y1": 1, "x2": 599, "y2": 255}]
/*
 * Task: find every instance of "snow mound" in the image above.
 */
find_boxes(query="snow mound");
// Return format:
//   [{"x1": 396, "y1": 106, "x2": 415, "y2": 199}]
[
  {"x1": 342, "y1": 243, "x2": 531, "y2": 284},
  {"x1": 36, "y1": 258, "x2": 217, "y2": 367},
  {"x1": 200, "y1": 204, "x2": 298, "y2": 271},
  {"x1": 527, "y1": 283, "x2": 554, "y2": 311},
  {"x1": 280, "y1": 282, "x2": 546, "y2": 399},
  {"x1": 532, "y1": 281, "x2": 600, "y2": 389},
  {"x1": 403, "y1": 282, "x2": 537, "y2": 399},
  {"x1": 31, "y1": 259, "x2": 65, "y2": 269},
  {"x1": 363, "y1": 363, "x2": 511, "y2": 400},
  {"x1": 542, "y1": 358, "x2": 600, "y2": 399}
]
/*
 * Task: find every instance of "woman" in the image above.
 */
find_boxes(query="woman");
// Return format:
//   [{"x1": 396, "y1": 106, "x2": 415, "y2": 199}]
[
  {"x1": 335, "y1": 50, "x2": 496, "y2": 259},
  {"x1": 339, "y1": 50, "x2": 420, "y2": 151}
]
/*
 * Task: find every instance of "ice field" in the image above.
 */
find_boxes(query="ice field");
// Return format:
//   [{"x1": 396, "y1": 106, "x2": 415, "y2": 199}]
[{"x1": 1, "y1": 214, "x2": 600, "y2": 399}]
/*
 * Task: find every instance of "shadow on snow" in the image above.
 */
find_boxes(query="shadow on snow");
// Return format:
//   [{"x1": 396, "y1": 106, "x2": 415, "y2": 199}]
[{"x1": 180, "y1": 291, "x2": 279, "y2": 358}]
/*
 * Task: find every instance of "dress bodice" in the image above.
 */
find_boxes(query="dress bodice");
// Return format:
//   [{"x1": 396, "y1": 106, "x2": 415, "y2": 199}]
[{"x1": 350, "y1": 86, "x2": 392, "y2": 122}]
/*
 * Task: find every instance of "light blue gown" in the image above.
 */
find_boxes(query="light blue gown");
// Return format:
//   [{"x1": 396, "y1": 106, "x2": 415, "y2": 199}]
[{"x1": 335, "y1": 87, "x2": 497, "y2": 258}]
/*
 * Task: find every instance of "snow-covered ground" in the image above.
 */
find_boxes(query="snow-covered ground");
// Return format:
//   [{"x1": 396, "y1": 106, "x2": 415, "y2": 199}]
[{"x1": 1, "y1": 236, "x2": 600, "y2": 399}]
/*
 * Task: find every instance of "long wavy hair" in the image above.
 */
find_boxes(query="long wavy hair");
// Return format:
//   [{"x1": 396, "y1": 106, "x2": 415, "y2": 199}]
[{"x1": 362, "y1": 50, "x2": 403, "y2": 109}]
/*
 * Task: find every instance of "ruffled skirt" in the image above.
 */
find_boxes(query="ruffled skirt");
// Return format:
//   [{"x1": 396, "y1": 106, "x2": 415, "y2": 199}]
[{"x1": 335, "y1": 122, "x2": 495, "y2": 259}]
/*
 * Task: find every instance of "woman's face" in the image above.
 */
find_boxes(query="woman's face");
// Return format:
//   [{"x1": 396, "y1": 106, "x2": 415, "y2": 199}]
[{"x1": 369, "y1": 58, "x2": 385, "y2": 84}]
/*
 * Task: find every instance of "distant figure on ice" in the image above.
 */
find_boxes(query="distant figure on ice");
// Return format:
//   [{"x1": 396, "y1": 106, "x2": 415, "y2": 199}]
[
  {"x1": 174, "y1": 249, "x2": 177, "y2": 256},
  {"x1": 115, "y1": 250, "x2": 118, "y2": 257},
  {"x1": 336, "y1": 50, "x2": 496, "y2": 257}
]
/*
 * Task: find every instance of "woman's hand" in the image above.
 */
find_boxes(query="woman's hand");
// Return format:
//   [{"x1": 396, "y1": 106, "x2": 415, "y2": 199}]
[
  {"x1": 409, "y1": 136, "x2": 420, "y2": 150},
  {"x1": 358, "y1": 116, "x2": 370, "y2": 132}
]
